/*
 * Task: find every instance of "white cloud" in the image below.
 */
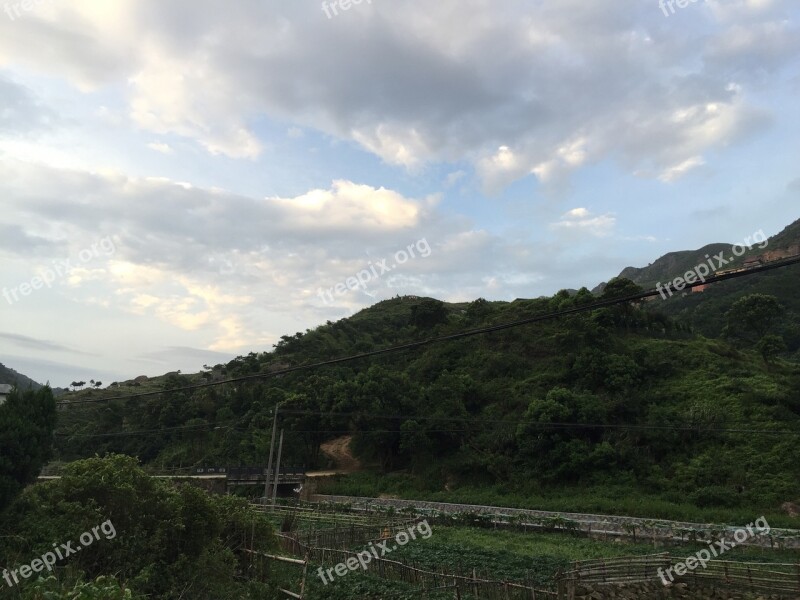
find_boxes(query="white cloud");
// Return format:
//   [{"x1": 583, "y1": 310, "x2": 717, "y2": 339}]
[
  {"x1": 147, "y1": 141, "x2": 173, "y2": 154},
  {"x1": 550, "y1": 208, "x2": 616, "y2": 237},
  {"x1": 0, "y1": 0, "x2": 789, "y2": 185},
  {"x1": 658, "y1": 156, "x2": 706, "y2": 182}
]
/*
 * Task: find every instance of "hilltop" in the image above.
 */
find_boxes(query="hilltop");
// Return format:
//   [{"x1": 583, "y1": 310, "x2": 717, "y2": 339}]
[
  {"x1": 594, "y1": 218, "x2": 800, "y2": 356},
  {"x1": 0, "y1": 362, "x2": 66, "y2": 395}
]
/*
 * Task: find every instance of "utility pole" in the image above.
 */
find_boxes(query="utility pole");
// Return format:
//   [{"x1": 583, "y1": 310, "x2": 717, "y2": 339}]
[
  {"x1": 263, "y1": 407, "x2": 278, "y2": 506},
  {"x1": 271, "y1": 428, "x2": 284, "y2": 509}
]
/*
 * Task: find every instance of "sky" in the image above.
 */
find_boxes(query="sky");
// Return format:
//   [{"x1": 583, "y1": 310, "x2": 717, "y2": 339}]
[{"x1": 0, "y1": 0, "x2": 798, "y2": 386}]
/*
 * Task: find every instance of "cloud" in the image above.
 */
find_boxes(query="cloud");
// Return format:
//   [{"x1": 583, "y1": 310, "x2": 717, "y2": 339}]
[
  {"x1": 0, "y1": 224, "x2": 66, "y2": 255},
  {"x1": 0, "y1": 332, "x2": 93, "y2": 355},
  {"x1": 147, "y1": 141, "x2": 173, "y2": 154},
  {"x1": 0, "y1": 159, "x2": 609, "y2": 353},
  {"x1": 444, "y1": 170, "x2": 466, "y2": 188},
  {"x1": 550, "y1": 208, "x2": 616, "y2": 237},
  {"x1": 658, "y1": 156, "x2": 706, "y2": 182},
  {"x1": 137, "y1": 346, "x2": 236, "y2": 366},
  {"x1": 0, "y1": 0, "x2": 788, "y2": 188},
  {"x1": 287, "y1": 127, "x2": 304, "y2": 139}
]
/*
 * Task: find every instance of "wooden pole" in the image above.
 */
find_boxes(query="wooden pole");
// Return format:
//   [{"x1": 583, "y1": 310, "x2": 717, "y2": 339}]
[
  {"x1": 299, "y1": 551, "x2": 310, "y2": 599},
  {"x1": 271, "y1": 429, "x2": 285, "y2": 509},
  {"x1": 264, "y1": 407, "x2": 278, "y2": 505}
]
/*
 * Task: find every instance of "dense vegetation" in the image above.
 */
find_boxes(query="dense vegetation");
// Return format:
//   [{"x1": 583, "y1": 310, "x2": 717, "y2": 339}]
[
  {"x1": 0, "y1": 455, "x2": 275, "y2": 599},
  {"x1": 54, "y1": 277, "x2": 800, "y2": 522},
  {"x1": 619, "y1": 219, "x2": 800, "y2": 357},
  {"x1": 0, "y1": 387, "x2": 56, "y2": 512}
]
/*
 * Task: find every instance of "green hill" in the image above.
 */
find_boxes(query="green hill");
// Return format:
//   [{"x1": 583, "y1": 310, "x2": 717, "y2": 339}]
[
  {"x1": 51, "y1": 217, "x2": 800, "y2": 524},
  {"x1": 0, "y1": 362, "x2": 67, "y2": 394},
  {"x1": 595, "y1": 218, "x2": 800, "y2": 358},
  {"x1": 56, "y1": 288, "x2": 800, "y2": 524}
]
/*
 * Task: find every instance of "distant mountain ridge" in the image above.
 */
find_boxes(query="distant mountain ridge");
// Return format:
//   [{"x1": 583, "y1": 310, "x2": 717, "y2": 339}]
[
  {"x1": 0, "y1": 363, "x2": 45, "y2": 390},
  {"x1": 597, "y1": 218, "x2": 800, "y2": 291},
  {"x1": 0, "y1": 363, "x2": 66, "y2": 394}
]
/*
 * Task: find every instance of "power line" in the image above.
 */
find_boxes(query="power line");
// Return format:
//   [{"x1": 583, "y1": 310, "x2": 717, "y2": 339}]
[
  {"x1": 58, "y1": 254, "x2": 800, "y2": 408},
  {"x1": 55, "y1": 419, "x2": 800, "y2": 439},
  {"x1": 278, "y1": 409, "x2": 786, "y2": 426}
]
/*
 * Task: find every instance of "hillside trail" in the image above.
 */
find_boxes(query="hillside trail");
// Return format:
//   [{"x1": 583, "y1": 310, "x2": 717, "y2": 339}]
[{"x1": 308, "y1": 435, "x2": 362, "y2": 476}]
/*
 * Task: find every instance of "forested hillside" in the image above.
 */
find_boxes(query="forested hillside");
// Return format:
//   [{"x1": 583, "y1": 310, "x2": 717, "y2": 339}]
[
  {"x1": 55, "y1": 281, "x2": 800, "y2": 522},
  {"x1": 606, "y1": 218, "x2": 800, "y2": 354}
]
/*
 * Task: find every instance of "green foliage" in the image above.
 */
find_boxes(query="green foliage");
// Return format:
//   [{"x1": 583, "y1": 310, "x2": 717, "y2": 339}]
[
  {"x1": 54, "y1": 287, "x2": 800, "y2": 518},
  {"x1": 601, "y1": 277, "x2": 642, "y2": 300},
  {"x1": 410, "y1": 298, "x2": 448, "y2": 328},
  {"x1": 0, "y1": 386, "x2": 56, "y2": 512},
  {"x1": 0, "y1": 455, "x2": 275, "y2": 600},
  {"x1": 20, "y1": 576, "x2": 137, "y2": 599},
  {"x1": 724, "y1": 294, "x2": 785, "y2": 344},
  {"x1": 756, "y1": 334, "x2": 788, "y2": 364}
]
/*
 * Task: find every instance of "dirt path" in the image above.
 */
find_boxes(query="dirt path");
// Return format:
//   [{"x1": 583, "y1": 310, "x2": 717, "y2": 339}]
[{"x1": 316, "y1": 435, "x2": 361, "y2": 474}]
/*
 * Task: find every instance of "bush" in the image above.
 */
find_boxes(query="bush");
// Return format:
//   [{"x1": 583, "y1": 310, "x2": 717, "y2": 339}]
[{"x1": 690, "y1": 486, "x2": 742, "y2": 508}]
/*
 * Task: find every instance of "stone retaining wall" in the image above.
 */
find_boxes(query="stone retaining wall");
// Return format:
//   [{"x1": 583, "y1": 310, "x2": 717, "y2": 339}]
[{"x1": 314, "y1": 495, "x2": 800, "y2": 549}]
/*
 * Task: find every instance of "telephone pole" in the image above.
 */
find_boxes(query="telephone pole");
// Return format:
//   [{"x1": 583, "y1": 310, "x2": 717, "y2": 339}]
[
  {"x1": 263, "y1": 407, "x2": 278, "y2": 505},
  {"x1": 271, "y1": 428, "x2": 284, "y2": 509}
]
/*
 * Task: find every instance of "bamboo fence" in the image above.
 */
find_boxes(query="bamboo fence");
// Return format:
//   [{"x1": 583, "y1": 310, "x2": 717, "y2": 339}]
[
  {"x1": 562, "y1": 553, "x2": 800, "y2": 597},
  {"x1": 276, "y1": 533, "x2": 558, "y2": 599}
]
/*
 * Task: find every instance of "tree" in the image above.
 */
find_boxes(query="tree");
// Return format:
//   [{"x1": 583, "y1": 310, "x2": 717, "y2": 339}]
[
  {"x1": 465, "y1": 298, "x2": 492, "y2": 323},
  {"x1": 602, "y1": 277, "x2": 642, "y2": 300},
  {"x1": 0, "y1": 386, "x2": 56, "y2": 512},
  {"x1": 410, "y1": 299, "x2": 447, "y2": 328},
  {"x1": 756, "y1": 334, "x2": 787, "y2": 365},
  {"x1": 723, "y1": 294, "x2": 785, "y2": 344},
  {"x1": 0, "y1": 455, "x2": 275, "y2": 599}
]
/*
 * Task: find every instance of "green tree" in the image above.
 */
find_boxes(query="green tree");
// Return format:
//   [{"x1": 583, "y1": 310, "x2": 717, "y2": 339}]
[
  {"x1": 756, "y1": 334, "x2": 787, "y2": 365},
  {"x1": 601, "y1": 277, "x2": 642, "y2": 300},
  {"x1": 723, "y1": 294, "x2": 785, "y2": 344},
  {"x1": 0, "y1": 455, "x2": 275, "y2": 599},
  {"x1": 410, "y1": 299, "x2": 447, "y2": 328},
  {"x1": 0, "y1": 386, "x2": 56, "y2": 512}
]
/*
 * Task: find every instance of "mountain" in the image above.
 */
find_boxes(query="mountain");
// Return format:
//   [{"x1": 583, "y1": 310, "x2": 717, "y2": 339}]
[
  {"x1": 0, "y1": 363, "x2": 66, "y2": 395},
  {"x1": 594, "y1": 218, "x2": 800, "y2": 355},
  {"x1": 599, "y1": 218, "x2": 800, "y2": 291},
  {"x1": 616, "y1": 243, "x2": 732, "y2": 289},
  {"x1": 0, "y1": 363, "x2": 45, "y2": 390}
]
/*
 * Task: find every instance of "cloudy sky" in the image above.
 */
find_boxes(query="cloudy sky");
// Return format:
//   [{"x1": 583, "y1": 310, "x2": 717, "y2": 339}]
[{"x1": 0, "y1": 0, "x2": 798, "y2": 386}]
